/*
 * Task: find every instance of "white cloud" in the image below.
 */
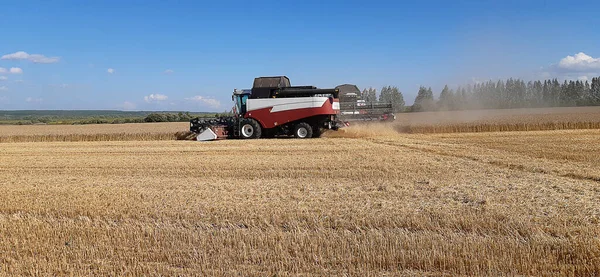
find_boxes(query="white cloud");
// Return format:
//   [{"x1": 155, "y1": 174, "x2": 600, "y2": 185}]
[
  {"x1": 25, "y1": 97, "x2": 43, "y2": 103},
  {"x1": 185, "y1": 95, "x2": 221, "y2": 109},
  {"x1": 164, "y1": 69, "x2": 174, "y2": 74},
  {"x1": 144, "y1": 93, "x2": 168, "y2": 103},
  {"x1": 121, "y1": 101, "x2": 137, "y2": 110},
  {"x1": 107, "y1": 68, "x2": 115, "y2": 74},
  {"x1": 2, "y1": 51, "x2": 29, "y2": 60},
  {"x1": 0, "y1": 76, "x2": 7, "y2": 81},
  {"x1": 10, "y1": 67, "x2": 23, "y2": 74},
  {"x1": 0, "y1": 86, "x2": 7, "y2": 91},
  {"x1": 541, "y1": 52, "x2": 600, "y2": 80},
  {"x1": 1, "y1": 51, "x2": 60, "y2": 64},
  {"x1": 558, "y1": 52, "x2": 600, "y2": 71},
  {"x1": 578, "y1": 76, "x2": 589, "y2": 82},
  {"x1": 0, "y1": 67, "x2": 22, "y2": 74}
]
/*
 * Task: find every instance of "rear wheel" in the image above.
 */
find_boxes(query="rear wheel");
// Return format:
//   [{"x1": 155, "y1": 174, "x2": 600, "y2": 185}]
[
  {"x1": 293, "y1": 122, "x2": 313, "y2": 139},
  {"x1": 240, "y1": 119, "x2": 261, "y2": 139}
]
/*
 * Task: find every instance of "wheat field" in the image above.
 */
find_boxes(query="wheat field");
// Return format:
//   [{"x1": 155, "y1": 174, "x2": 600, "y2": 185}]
[
  {"x1": 393, "y1": 106, "x2": 600, "y2": 133},
  {"x1": 1, "y1": 123, "x2": 599, "y2": 276},
  {"x1": 0, "y1": 122, "x2": 187, "y2": 142}
]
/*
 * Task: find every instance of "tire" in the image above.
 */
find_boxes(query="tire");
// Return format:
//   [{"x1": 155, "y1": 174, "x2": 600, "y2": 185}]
[
  {"x1": 240, "y1": 119, "x2": 262, "y2": 139},
  {"x1": 312, "y1": 126, "x2": 322, "y2": 138},
  {"x1": 293, "y1": 122, "x2": 313, "y2": 139},
  {"x1": 262, "y1": 129, "x2": 275, "y2": 138}
]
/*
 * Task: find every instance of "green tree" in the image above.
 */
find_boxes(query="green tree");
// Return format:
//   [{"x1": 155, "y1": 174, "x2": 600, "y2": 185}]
[
  {"x1": 591, "y1": 77, "x2": 600, "y2": 105},
  {"x1": 390, "y1": 86, "x2": 405, "y2": 112},
  {"x1": 378, "y1": 86, "x2": 405, "y2": 112},
  {"x1": 413, "y1": 86, "x2": 435, "y2": 112},
  {"x1": 379, "y1": 86, "x2": 391, "y2": 103},
  {"x1": 364, "y1": 87, "x2": 377, "y2": 103},
  {"x1": 144, "y1": 113, "x2": 167, "y2": 122},
  {"x1": 438, "y1": 85, "x2": 453, "y2": 110}
]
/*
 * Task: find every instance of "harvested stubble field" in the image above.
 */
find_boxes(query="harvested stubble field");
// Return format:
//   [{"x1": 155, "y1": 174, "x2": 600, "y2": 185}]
[{"x1": 1, "y1": 122, "x2": 599, "y2": 276}]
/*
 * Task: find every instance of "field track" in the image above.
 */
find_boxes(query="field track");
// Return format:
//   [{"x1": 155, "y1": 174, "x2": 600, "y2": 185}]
[{"x1": 1, "y1": 125, "x2": 599, "y2": 275}]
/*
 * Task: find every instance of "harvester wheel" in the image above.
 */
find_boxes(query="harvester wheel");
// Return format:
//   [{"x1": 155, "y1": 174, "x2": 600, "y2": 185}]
[
  {"x1": 312, "y1": 126, "x2": 322, "y2": 138},
  {"x1": 293, "y1": 122, "x2": 313, "y2": 139},
  {"x1": 240, "y1": 119, "x2": 262, "y2": 139}
]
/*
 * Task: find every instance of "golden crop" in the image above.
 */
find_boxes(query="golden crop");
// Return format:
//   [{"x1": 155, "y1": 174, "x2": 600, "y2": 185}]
[
  {"x1": 0, "y1": 122, "x2": 187, "y2": 142},
  {"x1": 1, "y1": 125, "x2": 599, "y2": 275},
  {"x1": 393, "y1": 106, "x2": 600, "y2": 133}
]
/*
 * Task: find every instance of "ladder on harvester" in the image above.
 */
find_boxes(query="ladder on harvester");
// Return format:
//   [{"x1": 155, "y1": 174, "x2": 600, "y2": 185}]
[{"x1": 233, "y1": 117, "x2": 241, "y2": 137}]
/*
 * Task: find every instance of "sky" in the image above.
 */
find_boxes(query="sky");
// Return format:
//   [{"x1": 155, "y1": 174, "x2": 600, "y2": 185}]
[{"x1": 1, "y1": 0, "x2": 599, "y2": 111}]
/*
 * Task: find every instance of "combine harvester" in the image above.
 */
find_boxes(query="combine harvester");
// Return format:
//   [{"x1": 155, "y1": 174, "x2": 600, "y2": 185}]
[{"x1": 189, "y1": 76, "x2": 394, "y2": 141}]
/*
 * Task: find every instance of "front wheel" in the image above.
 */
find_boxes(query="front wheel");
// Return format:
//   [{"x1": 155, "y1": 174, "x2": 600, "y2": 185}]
[
  {"x1": 293, "y1": 122, "x2": 313, "y2": 139},
  {"x1": 240, "y1": 119, "x2": 262, "y2": 139}
]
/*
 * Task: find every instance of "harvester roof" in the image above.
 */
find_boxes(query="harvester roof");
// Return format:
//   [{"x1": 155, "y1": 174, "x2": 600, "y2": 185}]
[{"x1": 251, "y1": 76, "x2": 291, "y2": 98}]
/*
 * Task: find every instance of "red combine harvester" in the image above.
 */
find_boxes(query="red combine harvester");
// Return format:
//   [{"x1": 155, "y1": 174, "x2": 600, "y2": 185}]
[
  {"x1": 189, "y1": 76, "x2": 343, "y2": 141},
  {"x1": 189, "y1": 76, "x2": 395, "y2": 141}
]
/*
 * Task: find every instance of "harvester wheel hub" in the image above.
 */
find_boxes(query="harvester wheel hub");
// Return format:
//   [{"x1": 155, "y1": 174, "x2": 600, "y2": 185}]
[
  {"x1": 297, "y1": 127, "x2": 308, "y2": 138},
  {"x1": 241, "y1": 124, "x2": 254, "y2": 137},
  {"x1": 293, "y1": 122, "x2": 313, "y2": 139}
]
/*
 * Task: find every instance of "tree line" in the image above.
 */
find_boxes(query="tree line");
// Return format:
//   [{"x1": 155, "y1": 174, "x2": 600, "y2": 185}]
[
  {"x1": 143, "y1": 111, "x2": 231, "y2": 122},
  {"x1": 361, "y1": 76, "x2": 600, "y2": 112}
]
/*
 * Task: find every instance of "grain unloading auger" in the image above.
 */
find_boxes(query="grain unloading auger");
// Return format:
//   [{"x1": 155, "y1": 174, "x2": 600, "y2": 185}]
[{"x1": 189, "y1": 76, "x2": 395, "y2": 141}]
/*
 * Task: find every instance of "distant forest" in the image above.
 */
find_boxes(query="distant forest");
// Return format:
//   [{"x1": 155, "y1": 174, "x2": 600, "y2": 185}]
[
  {"x1": 0, "y1": 110, "x2": 226, "y2": 125},
  {"x1": 362, "y1": 76, "x2": 600, "y2": 112}
]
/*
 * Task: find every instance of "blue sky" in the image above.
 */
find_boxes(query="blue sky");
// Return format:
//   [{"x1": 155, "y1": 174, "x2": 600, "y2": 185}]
[{"x1": 1, "y1": 0, "x2": 599, "y2": 111}]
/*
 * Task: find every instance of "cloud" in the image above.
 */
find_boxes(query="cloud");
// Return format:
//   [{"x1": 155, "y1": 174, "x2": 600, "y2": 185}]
[
  {"x1": 25, "y1": 97, "x2": 43, "y2": 103},
  {"x1": 185, "y1": 95, "x2": 221, "y2": 109},
  {"x1": 0, "y1": 86, "x2": 7, "y2": 91},
  {"x1": 121, "y1": 101, "x2": 137, "y2": 110},
  {"x1": 541, "y1": 52, "x2": 600, "y2": 81},
  {"x1": 1, "y1": 51, "x2": 60, "y2": 64},
  {"x1": 558, "y1": 52, "x2": 600, "y2": 71},
  {"x1": 144, "y1": 93, "x2": 168, "y2": 103},
  {"x1": 578, "y1": 76, "x2": 589, "y2": 82},
  {"x1": 10, "y1": 67, "x2": 23, "y2": 74},
  {"x1": 0, "y1": 67, "x2": 22, "y2": 74},
  {"x1": 107, "y1": 68, "x2": 115, "y2": 74},
  {"x1": 0, "y1": 76, "x2": 7, "y2": 81},
  {"x1": 164, "y1": 69, "x2": 174, "y2": 74}
]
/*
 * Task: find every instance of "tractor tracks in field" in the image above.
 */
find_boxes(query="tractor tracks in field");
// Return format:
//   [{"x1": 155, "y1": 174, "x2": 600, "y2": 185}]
[{"x1": 363, "y1": 137, "x2": 600, "y2": 184}]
